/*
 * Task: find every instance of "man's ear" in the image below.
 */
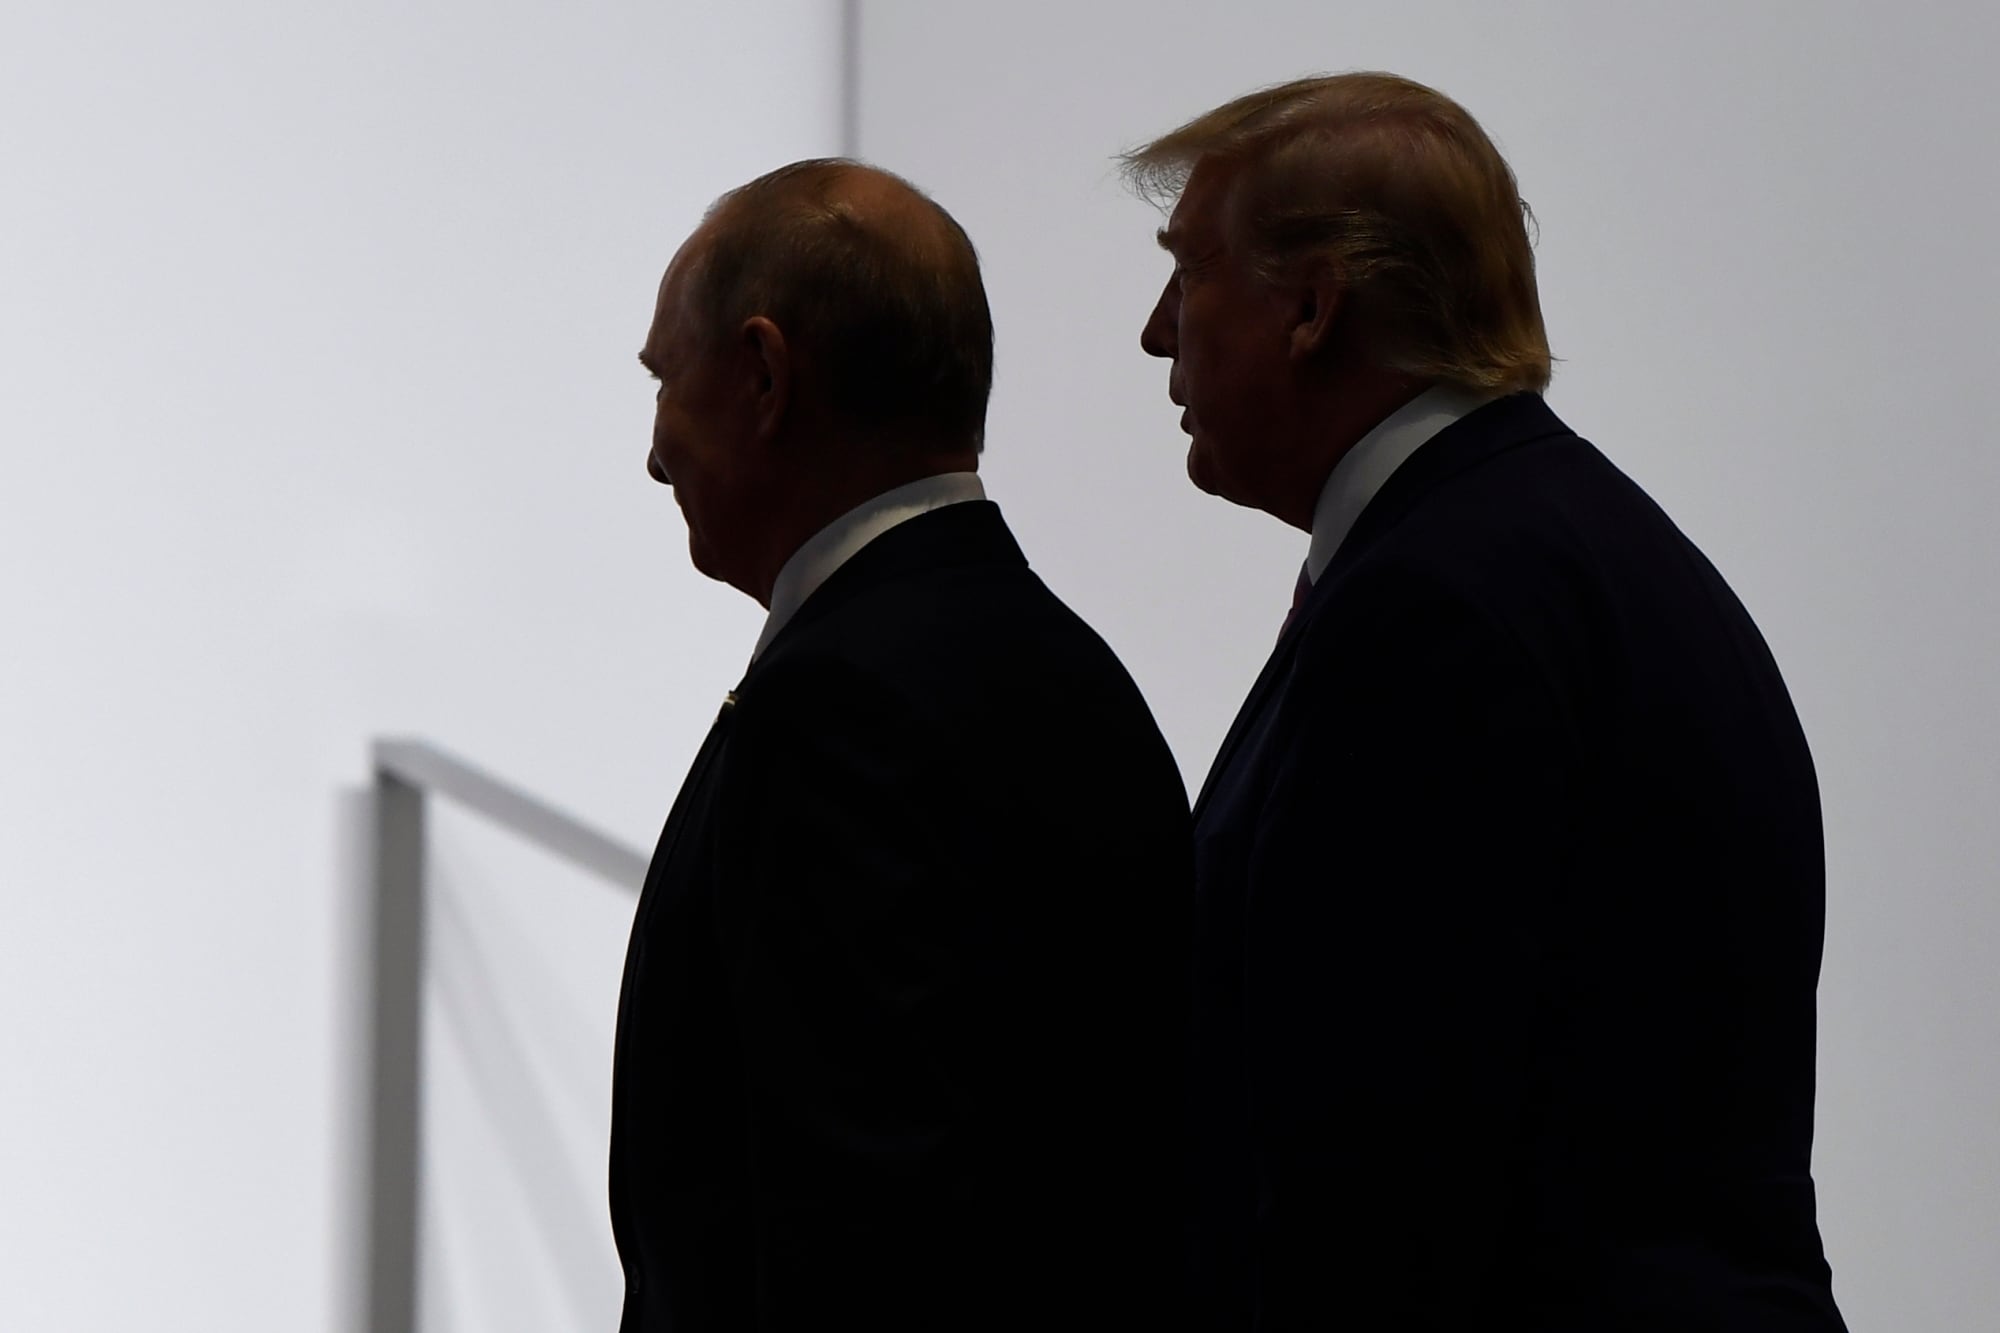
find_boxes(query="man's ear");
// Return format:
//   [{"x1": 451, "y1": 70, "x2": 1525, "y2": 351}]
[
  {"x1": 740, "y1": 315, "x2": 790, "y2": 441},
  {"x1": 1287, "y1": 265, "x2": 1342, "y2": 363}
]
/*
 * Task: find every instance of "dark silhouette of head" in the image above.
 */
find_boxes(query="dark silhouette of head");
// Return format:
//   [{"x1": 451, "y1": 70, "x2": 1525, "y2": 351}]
[{"x1": 639, "y1": 159, "x2": 994, "y2": 602}]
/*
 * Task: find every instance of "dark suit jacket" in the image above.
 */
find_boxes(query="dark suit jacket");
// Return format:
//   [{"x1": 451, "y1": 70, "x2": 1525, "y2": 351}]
[
  {"x1": 609, "y1": 500, "x2": 1193, "y2": 1333},
  {"x1": 1189, "y1": 394, "x2": 1846, "y2": 1331}
]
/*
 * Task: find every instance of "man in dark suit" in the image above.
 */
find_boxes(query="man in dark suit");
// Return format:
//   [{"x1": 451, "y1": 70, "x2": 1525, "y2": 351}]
[
  {"x1": 1127, "y1": 74, "x2": 1847, "y2": 1330},
  {"x1": 610, "y1": 159, "x2": 1192, "y2": 1332}
]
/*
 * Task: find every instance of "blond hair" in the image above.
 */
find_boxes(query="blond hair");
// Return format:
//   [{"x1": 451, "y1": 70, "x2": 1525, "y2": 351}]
[{"x1": 1121, "y1": 73, "x2": 1552, "y2": 393}]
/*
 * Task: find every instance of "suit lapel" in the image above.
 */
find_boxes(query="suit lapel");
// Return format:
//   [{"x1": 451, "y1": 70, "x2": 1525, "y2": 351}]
[
  {"x1": 613, "y1": 695, "x2": 738, "y2": 1065},
  {"x1": 639, "y1": 695, "x2": 737, "y2": 883},
  {"x1": 1192, "y1": 611, "x2": 1307, "y2": 822}
]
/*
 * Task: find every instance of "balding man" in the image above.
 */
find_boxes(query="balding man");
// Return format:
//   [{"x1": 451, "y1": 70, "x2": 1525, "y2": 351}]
[
  {"x1": 1128, "y1": 77, "x2": 1846, "y2": 1330},
  {"x1": 609, "y1": 161, "x2": 1192, "y2": 1333}
]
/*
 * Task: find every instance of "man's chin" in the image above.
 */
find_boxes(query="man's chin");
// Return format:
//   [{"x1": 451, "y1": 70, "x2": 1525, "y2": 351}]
[
  {"x1": 1188, "y1": 439, "x2": 1266, "y2": 513},
  {"x1": 1186, "y1": 439, "x2": 1225, "y2": 500},
  {"x1": 687, "y1": 532, "x2": 727, "y2": 584},
  {"x1": 689, "y1": 533, "x2": 764, "y2": 605}
]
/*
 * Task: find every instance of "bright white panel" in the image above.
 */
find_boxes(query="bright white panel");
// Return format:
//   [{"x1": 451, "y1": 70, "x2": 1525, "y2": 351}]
[
  {"x1": 416, "y1": 808, "x2": 639, "y2": 1333},
  {"x1": 858, "y1": 3, "x2": 2000, "y2": 1329},
  {"x1": 0, "y1": 2, "x2": 840, "y2": 1329}
]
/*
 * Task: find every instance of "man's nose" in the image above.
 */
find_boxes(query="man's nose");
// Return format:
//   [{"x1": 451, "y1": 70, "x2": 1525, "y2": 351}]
[
  {"x1": 648, "y1": 450, "x2": 671, "y2": 484},
  {"x1": 1140, "y1": 281, "x2": 1176, "y2": 360}
]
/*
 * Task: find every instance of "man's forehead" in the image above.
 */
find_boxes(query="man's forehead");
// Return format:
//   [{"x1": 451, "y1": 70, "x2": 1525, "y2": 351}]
[
  {"x1": 658, "y1": 229, "x2": 704, "y2": 299},
  {"x1": 649, "y1": 226, "x2": 713, "y2": 333},
  {"x1": 642, "y1": 247, "x2": 693, "y2": 362},
  {"x1": 1171, "y1": 156, "x2": 1241, "y2": 232}
]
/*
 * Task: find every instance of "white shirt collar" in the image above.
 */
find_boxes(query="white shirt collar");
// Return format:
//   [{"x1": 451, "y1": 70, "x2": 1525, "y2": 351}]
[
  {"x1": 1304, "y1": 384, "x2": 1500, "y2": 583},
  {"x1": 751, "y1": 471, "x2": 987, "y2": 661}
]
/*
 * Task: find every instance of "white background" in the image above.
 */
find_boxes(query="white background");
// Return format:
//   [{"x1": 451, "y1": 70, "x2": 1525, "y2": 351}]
[
  {"x1": 1, "y1": 3, "x2": 836, "y2": 1330},
  {"x1": 3, "y1": 2, "x2": 1994, "y2": 1330},
  {"x1": 858, "y1": 3, "x2": 1999, "y2": 1330}
]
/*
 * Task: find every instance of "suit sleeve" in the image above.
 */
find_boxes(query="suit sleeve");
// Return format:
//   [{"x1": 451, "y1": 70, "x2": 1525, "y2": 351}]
[
  {"x1": 713, "y1": 655, "x2": 974, "y2": 1332},
  {"x1": 1244, "y1": 565, "x2": 1575, "y2": 1328}
]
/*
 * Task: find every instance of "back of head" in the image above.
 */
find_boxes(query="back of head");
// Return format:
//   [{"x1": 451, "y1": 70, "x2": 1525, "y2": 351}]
[
  {"x1": 691, "y1": 159, "x2": 995, "y2": 452},
  {"x1": 1123, "y1": 73, "x2": 1552, "y2": 394}
]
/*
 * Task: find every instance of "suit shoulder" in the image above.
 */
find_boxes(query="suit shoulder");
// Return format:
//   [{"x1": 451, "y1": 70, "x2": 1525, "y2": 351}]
[
  {"x1": 1353, "y1": 431, "x2": 1715, "y2": 609},
  {"x1": 777, "y1": 560, "x2": 1141, "y2": 695}
]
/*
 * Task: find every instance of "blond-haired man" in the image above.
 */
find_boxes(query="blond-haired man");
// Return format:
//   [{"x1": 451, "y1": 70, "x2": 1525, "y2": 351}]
[{"x1": 1130, "y1": 74, "x2": 1846, "y2": 1330}]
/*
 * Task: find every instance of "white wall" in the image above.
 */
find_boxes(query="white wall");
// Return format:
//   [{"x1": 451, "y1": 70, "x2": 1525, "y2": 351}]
[
  {"x1": 857, "y1": 2, "x2": 2000, "y2": 1328},
  {"x1": 0, "y1": 4, "x2": 841, "y2": 1330}
]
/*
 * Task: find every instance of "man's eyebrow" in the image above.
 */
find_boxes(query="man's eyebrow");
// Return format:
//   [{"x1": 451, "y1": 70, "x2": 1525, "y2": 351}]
[
  {"x1": 636, "y1": 350, "x2": 659, "y2": 376},
  {"x1": 1155, "y1": 227, "x2": 1177, "y2": 252}
]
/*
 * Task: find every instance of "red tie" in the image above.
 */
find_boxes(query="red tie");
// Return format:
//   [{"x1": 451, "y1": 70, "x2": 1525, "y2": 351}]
[{"x1": 1280, "y1": 564, "x2": 1313, "y2": 640}]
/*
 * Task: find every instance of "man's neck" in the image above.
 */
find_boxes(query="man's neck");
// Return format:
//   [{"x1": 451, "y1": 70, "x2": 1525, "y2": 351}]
[
  {"x1": 1274, "y1": 371, "x2": 1431, "y2": 532},
  {"x1": 1303, "y1": 381, "x2": 1500, "y2": 581},
  {"x1": 750, "y1": 451, "x2": 982, "y2": 607},
  {"x1": 746, "y1": 470, "x2": 987, "y2": 663}
]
